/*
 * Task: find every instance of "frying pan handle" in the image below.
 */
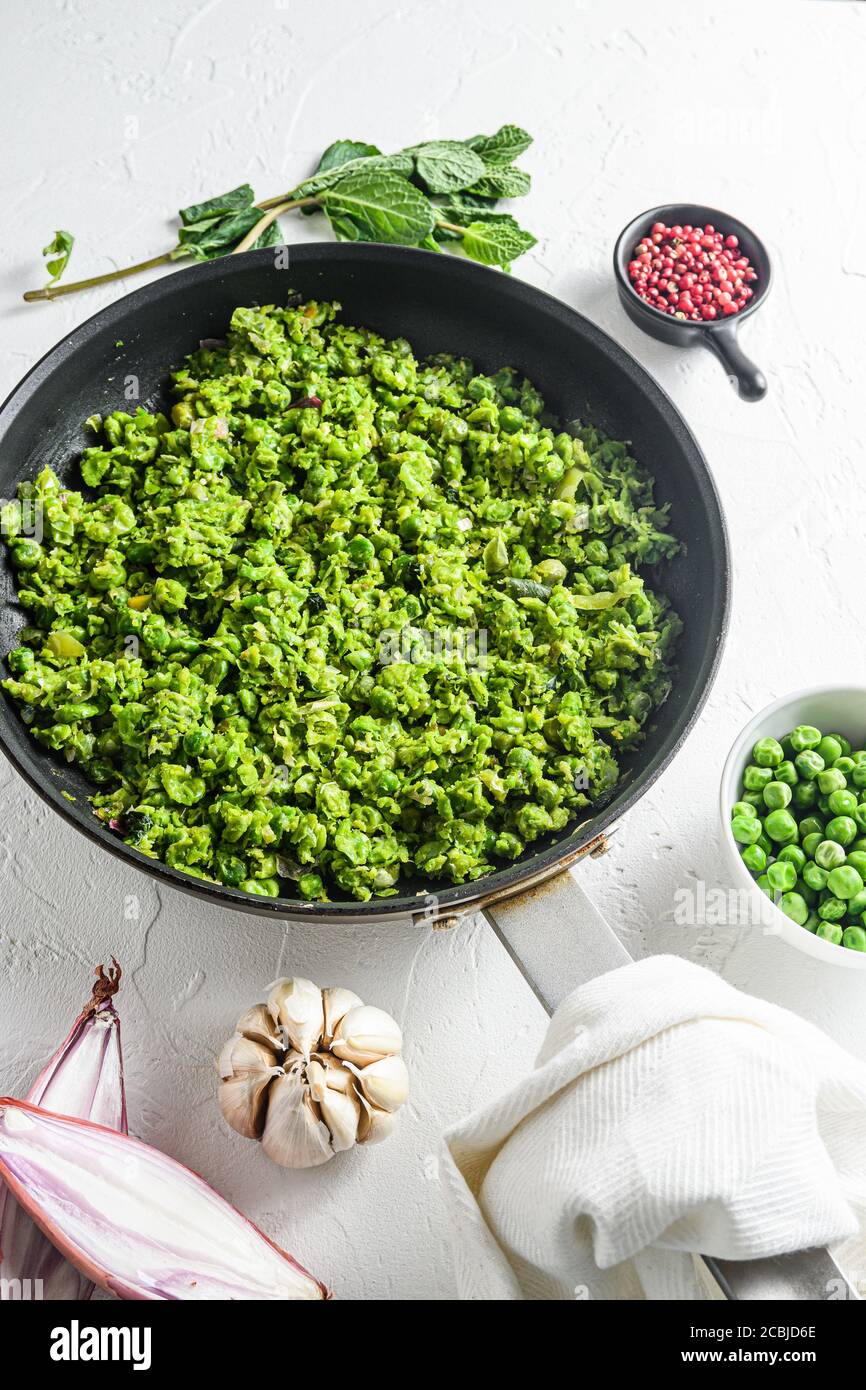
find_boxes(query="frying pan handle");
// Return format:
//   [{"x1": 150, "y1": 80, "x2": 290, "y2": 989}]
[
  {"x1": 707, "y1": 321, "x2": 768, "y2": 401},
  {"x1": 482, "y1": 865, "x2": 857, "y2": 1302}
]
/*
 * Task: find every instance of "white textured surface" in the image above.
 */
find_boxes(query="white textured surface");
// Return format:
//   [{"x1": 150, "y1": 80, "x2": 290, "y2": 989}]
[{"x1": 2, "y1": 0, "x2": 865, "y2": 1301}]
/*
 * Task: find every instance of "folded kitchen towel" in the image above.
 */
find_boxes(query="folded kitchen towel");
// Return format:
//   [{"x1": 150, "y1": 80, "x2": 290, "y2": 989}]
[{"x1": 440, "y1": 955, "x2": 866, "y2": 1300}]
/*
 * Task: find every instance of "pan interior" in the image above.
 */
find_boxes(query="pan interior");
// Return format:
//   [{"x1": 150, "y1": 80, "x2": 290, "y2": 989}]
[{"x1": 0, "y1": 247, "x2": 728, "y2": 916}]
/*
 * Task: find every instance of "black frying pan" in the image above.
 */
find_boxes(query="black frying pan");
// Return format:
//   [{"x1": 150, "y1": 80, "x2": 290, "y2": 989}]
[{"x1": 0, "y1": 244, "x2": 730, "y2": 924}]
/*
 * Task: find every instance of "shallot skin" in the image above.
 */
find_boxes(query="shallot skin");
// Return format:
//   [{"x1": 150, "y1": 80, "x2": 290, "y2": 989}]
[{"x1": 0, "y1": 1099, "x2": 328, "y2": 1301}]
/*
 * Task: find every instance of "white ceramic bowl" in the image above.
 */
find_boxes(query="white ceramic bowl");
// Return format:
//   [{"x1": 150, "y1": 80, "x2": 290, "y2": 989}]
[{"x1": 720, "y1": 686, "x2": 866, "y2": 970}]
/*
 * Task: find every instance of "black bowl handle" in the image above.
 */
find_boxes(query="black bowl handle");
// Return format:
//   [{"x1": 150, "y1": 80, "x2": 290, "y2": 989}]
[{"x1": 707, "y1": 321, "x2": 767, "y2": 401}]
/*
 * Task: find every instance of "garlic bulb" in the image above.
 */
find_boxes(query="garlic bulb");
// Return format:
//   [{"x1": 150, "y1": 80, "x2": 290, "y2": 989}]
[{"x1": 218, "y1": 979, "x2": 408, "y2": 1169}]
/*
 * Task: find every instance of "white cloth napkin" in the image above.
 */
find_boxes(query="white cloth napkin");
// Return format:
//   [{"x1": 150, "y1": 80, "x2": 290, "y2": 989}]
[{"x1": 440, "y1": 956, "x2": 866, "y2": 1300}]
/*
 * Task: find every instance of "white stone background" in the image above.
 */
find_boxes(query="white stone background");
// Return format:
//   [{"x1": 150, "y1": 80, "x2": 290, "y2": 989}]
[{"x1": 1, "y1": 0, "x2": 865, "y2": 1301}]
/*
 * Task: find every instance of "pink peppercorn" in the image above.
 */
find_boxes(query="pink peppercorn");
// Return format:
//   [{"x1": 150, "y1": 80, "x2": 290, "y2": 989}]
[{"x1": 627, "y1": 221, "x2": 758, "y2": 320}]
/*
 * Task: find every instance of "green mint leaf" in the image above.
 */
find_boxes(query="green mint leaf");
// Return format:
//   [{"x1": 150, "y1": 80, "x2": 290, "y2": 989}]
[
  {"x1": 41, "y1": 229, "x2": 74, "y2": 285},
  {"x1": 413, "y1": 141, "x2": 486, "y2": 194},
  {"x1": 178, "y1": 184, "x2": 255, "y2": 226},
  {"x1": 467, "y1": 166, "x2": 531, "y2": 199},
  {"x1": 316, "y1": 139, "x2": 381, "y2": 173},
  {"x1": 467, "y1": 124, "x2": 533, "y2": 167},
  {"x1": 292, "y1": 152, "x2": 414, "y2": 203},
  {"x1": 321, "y1": 170, "x2": 435, "y2": 245},
  {"x1": 433, "y1": 197, "x2": 508, "y2": 237},
  {"x1": 299, "y1": 140, "x2": 384, "y2": 215},
  {"x1": 460, "y1": 217, "x2": 537, "y2": 267},
  {"x1": 253, "y1": 221, "x2": 284, "y2": 250},
  {"x1": 178, "y1": 204, "x2": 281, "y2": 261}
]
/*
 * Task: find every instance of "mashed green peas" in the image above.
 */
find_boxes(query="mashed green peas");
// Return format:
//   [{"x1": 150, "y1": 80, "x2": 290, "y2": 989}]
[{"x1": 1, "y1": 298, "x2": 681, "y2": 901}]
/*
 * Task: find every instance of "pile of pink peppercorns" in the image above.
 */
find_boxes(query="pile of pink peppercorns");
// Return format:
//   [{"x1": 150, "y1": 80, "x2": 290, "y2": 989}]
[{"x1": 627, "y1": 221, "x2": 758, "y2": 321}]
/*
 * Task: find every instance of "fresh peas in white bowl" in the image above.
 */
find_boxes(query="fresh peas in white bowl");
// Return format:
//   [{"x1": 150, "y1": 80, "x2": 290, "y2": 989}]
[{"x1": 720, "y1": 687, "x2": 866, "y2": 969}]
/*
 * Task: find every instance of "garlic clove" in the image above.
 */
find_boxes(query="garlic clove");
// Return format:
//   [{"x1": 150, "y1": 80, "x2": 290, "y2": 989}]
[
  {"x1": 261, "y1": 1071, "x2": 334, "y2": 1169},
  {"x1": 322, "y1": 987, "x2": 363, "y2": 1044},
  {"x1": 318, "y1": 1083, "x2": 361, "y2": 1153},
  {"x1": 235, "y1": 1004, "x2": 282, "y2": 1052},
  {"x1": 217, "y1": 1035, "x2": 283, "y2": 1140},
  {"x1": 356, "y1": 1094, "x2": 398, "y2": 1146},
  {"x1": 267, "y1": 978, "x2": 324, "y2": 1058},
  {"x1": 352, "y1": 1054, "x2": 409, "y2": 1114},
  {"x1": 332, "y1": 1005, "x2": 402, "y2": 1065},
  {"x1": 217, "y1": 1034, "x2": 280, "y2": 1080},
  {"x1": 322, "y1": 1056, "x2": 355, "y2": 1093},
  {"x1": 306, "y1": 1058, "x2": 328, "y2": 1104},
  {"x1": 219, "y1": 1072, "x2": 275, "y2": 1140}
]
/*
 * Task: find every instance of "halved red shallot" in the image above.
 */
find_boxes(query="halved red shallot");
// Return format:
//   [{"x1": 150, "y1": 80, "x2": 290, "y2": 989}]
[{"x1": 0, "y1": 1099, "x2": 328, "y2": 1300}]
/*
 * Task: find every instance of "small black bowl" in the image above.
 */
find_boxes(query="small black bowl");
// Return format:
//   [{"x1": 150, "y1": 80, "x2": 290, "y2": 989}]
[{"x1": 613, "y1": 203, "x2": 772, "y2": 401}]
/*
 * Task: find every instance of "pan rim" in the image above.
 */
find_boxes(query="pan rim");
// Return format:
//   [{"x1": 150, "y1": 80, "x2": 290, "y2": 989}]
[{"x1": 0, "y1": 243, "x2": 731, "y2": 921}]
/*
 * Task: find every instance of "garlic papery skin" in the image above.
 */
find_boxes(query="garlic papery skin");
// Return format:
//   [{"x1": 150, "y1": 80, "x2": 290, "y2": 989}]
[
  {"x1": 267, "y1": 977, "x2": 324, "y2": 1059},
  {"x1": 262, "y1": 1072, "x2": 333, "y2": 1169},
  {"x1": 352, "y1": 1055, "x2": 410, "y2": 1113},
  {"x1": 322, "y1": 987, "x2": 363, "y2": 1045},
  {"x1": 218, "y1": 979, "x2": 408, "y2": 1169}
]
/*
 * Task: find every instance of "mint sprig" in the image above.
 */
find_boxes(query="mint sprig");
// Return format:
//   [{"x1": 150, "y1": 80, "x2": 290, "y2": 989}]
[{"x1": 23, "y1": 126, "x2": 536, "y2": 303}]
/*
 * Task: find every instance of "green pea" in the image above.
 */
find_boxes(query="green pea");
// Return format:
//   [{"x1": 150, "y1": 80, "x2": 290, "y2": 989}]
[
  {"x1": 778, "y1": 892, "x2": 809, "y2": 926},
  {"x1": 777, "y1": 844, "x2": 807, "y2": 871},
  {"x1": 817, "y1": 735, "x2": 843, "y2": 765},
  {"x1": 741, "y1": 844, "x2": 767, "y2": 873},
  {"x1": 731, "y1": 800, "x2": 758, "y2": 820},
  {"x1": 834, "y1": 757, "x2": 856, "y2": 777},
  {"x1": 731, "y1": 815, "x2": 762, "y2": 845},
  {"x1": 852, "y1": 837, "x2": 866, "y2": 854},
  {"x1": 802, "y1": 832, "x2": 824, "y2": 858},
  {"x1": 789, "y1": 725, "x2": 822, "y2": 752},
  {"x1": 795, "y1": 879, "x2": 817, "y2": 907},
  {"x1": 828, "y1": 788, "x2": 858, "y2": 816},
  {"x1": 817, "y1": 767, "x2": 847, "y2": 795},
  {"x1": 756, "y1": 831, "x2": 773, "y2": 854},
  {"x1": 762, "y1": 781, "x2": 791, "y2": 811},
  {"x1": 819, "y1": 896, "x2": 847, "y2": 922},
  {"x1": 753, "y1": 736, "x2": 784, "y2": 767},
  {"x1": 791, "y1": 781, "x2": 818, "y2": 811},
  {"x1": 803, "y1": 911, "x2": 821, "y2": 933},
  {"x1": 829, "y1": 733, "x2": 852, "y2": 757},
  {"x1": 825, "y1": 815, "x2": 857, "y2": 846},
  {"x1": 767, "y1": 860, "x2": 797, "y2": 893},
  {"x1": 764, "y1": 809, "x2": 798, "y2": 843},
  {"x1": 799, "y1": 816, "x2": 825, "y2": 839},
  {"x1": 852, "y1": 750, "x2": 866, "y2": 765},
  {"x1": 852, "y1": 764, "x2": 866, "y2": 789},
  {"x1": 827, "y1": 865, "x2": 864, "y2": 900},
  {"x1": 347, "y1": 535, "x2": 376, "y2": 567},
  {"x1": 794, "y1": 749, "x2": 825, "y2": 781},
  {"x1": 774, "y1": 760, "x2": 798, "y2": 786},
  {"x1": 755, "y1": 873, "x2": 773, "y2": 898},
  {"x1": 815, "y1": 839, "x2": 847, "y2": 869},
  {"x1": 802, "y1": 861, "x2": 829, "y2": 892},
  {"x1": 844, "y1": 850, "x2": 866, "y2": 879},
  {"x1": 817, "y1": 795, "x2": 831, "y2": 815},
  {"x1": 843, "y1": 925, "x2": 866, "y2": 952},
  {"x1": 741, "y1": 790, "x2": 764, "y2": 809},
  {"x1": 846, "y1": 888, "x2": 866, "y2": 916},
  {"x1": 743, "y1": 763, "x2": 773, "y2": 791},
  {"x1": 817, "y1": 921, "x2": 844, "y2": 945},
  {"x1": 853, "y1": 804, "x2": 866, "y2": 834}
]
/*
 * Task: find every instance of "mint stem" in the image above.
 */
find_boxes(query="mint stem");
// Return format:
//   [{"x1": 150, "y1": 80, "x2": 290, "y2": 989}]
[{"x1": 23, "y1": 251, "x2": 183, "y2": 303}]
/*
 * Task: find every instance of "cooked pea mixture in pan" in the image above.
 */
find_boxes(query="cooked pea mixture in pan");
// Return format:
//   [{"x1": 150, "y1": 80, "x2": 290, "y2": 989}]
[{"x1": 1, "y1": 299, "x2": 681, "y2": 901}]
